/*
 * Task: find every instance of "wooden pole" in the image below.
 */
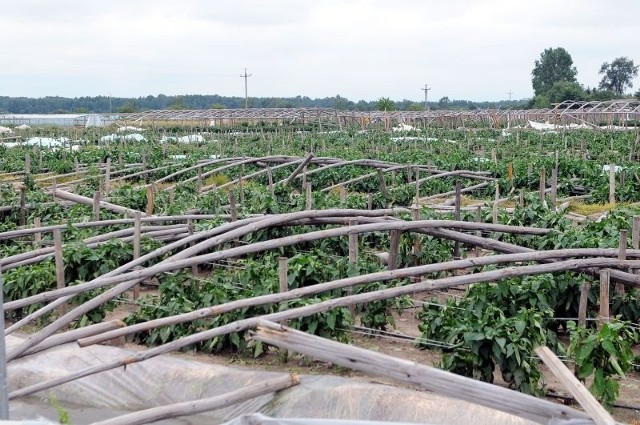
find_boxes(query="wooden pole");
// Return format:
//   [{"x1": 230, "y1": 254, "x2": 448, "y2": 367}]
[
  {"x1": 238, "y1": 175, "x2": 245, "y2": 204},
  {"x1": 539, "y1": 167, "x2": 546, "y2": 204},
  {"x1": 348, "y1": 219, "x2": 358, "y2": 319},
  {"x1": 453, "y1": 179, "x2": 461, "y2": 260},
  {"x1": 252, "y1": 322, "x2": 591, "y2": 425},
  {"x1": 632, "y1": 216, "x2": 640, "y2": 250},
  {"x1": 266, "y1": 166, "x2": 275, "y2": 197},
  {"x1": 305, "y1": 183, "x2": 312, "y2": 210},
  {"x1": 228, "y1": 190, "x2": 237, "y2": 221},
  {"x1": 551, "y1": 166, "x2": 558, "y2": 210},
  {"x1": 146, "y1": 185, "x2": 155, "y2": 216},
  {"x1": 535, "y1": 346, "x2": 615, "y2": 425},
  {"x1": 33, "y1": 217, "x2": 41, "y2": 247},
  {"x1": 388, "y1": 230, "x2": 400, "y2": 270},
  {"x1": 93, "y1": 191, "x2": 101, "y2": 221},
  {"x1": 53, "y1": 229, "x2": 66, "y2": 316},
  {"x1": 19, "y1": 186, "x2": 26, "y2": 227},
  {"x1": 132, "y1": 212, "x2": 141, "y2": 300},
  {"x1": 105, "y1": 157, "x2": 111, "y2": 195},
  {"x1": 609, "y1": 164, "x2": 615, "y2": 204},
  {"x1": 24, "y1": 153, "x2": 31, "y2": 175},
  {"x1": 598, "y1": 269, "x2": 610, "y2": 329},
  {"x1": 91, "y1": 375, "x2": 299, "y2": 425},
  {"x1": 377, "y1": 168, "x2": 388, "y2": 200},
  {"x1": 578, "y1": 282, "x2": 591, "y2": 327},
  {"x1": 616, "y1": 230, "x2": 627, "y2": 294}
]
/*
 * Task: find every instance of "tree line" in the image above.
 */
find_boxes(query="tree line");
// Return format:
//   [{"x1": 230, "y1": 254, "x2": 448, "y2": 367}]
[
  {"x1": 529, "y1": 47, "x2": 639, "y2": 108},
  {"x1": 0, "y1": 93, "x2": 525, "y2": 115}
]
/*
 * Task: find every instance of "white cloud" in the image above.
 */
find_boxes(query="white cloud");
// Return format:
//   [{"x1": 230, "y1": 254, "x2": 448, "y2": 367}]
[{"x1": 0, "y1": 0, "x2": 638, "y2": 101}]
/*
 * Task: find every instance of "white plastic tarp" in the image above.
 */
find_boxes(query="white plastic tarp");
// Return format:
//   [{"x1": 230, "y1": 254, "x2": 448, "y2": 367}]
[{"x1": 7, "y1": 335, "x2": 536, "y2": 425}]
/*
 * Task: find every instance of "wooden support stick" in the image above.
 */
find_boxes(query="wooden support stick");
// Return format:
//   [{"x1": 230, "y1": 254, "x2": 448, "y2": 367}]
[
  {"x1": 453, "y1": 179, "x2": 461, "y2": 260},
  {"x1": 228, "y1": 190, "x2": 237, "y2": 222},
  {"x1": 578, "y1": 282, "x2": 591, "y2": 327},
  {"x1": 535, "y1": 346, "x2": 615, "y2": 425},
  {"x1": 598, "y1": 269, "x2": 610, "y2": 329},
  {"x1": 33, "y1": 217, "x2": 41, "y2": 246},
  {"x1": 609, "y1": 164, "x2": 615, "y2": 204},
  {"x1": 53, "y1": 229, "x2": 66, "y2": 316},
  {"x1": 132, "y1": 212, "x2": 141, "y2": 300},
  {"x1": 283, "y1": 153, "x2": 313, "y2": 186},
  {"x1": 388, "y1": 230, "x2": 400, "y2": 270},
  {"x1": 19, "y1": 186, "x2": 26, "y2": 227},
  {"x1": 24, "y1": 153, "x2": 31, "y2": 175},
  {"x1": 252, "y1": 322, "x2": 590, "y2": 425},
  {"x1": 539, "y1": 167, "x2": 546, "y2": 204},
  {"x1": 616, "y1": 230, "x2": 627, "y2": 294},
  {"x1": 551, "y1": 166, "x2": 558, "y2": 209},
  {"x1": 305, "y1": 183, "x2": 312, "y2": 210},
  {"x1": 348, "y1": 219, "x2": 358, "y2": 319},
  {"x1": 105, "y1": 157, "x2": 111, "y2": 195},
  {"x1": 146, "y1": 185, "x2": 154, "y2": 216},
  {"x1": 339, "y1": 186, "x2": 347, "y2": 204},
  {"x1": 93, "y1": 191, "x2": 101, "y2": 221},
  {"x1": 92, "y1": 374, "x2": 299, "y2": 425},
  {"x1": 267, "y1": 166, "x2": 275, "y2": 197},
  {"x1": 632, "y1": 216, "x2": 640, "y2": 250},
  {"x1": 238, "y1": 175, "x2": 245, "y2": 204},
  {"x1": 377, "y1": 168, "x2": 388, "y2": 199}
]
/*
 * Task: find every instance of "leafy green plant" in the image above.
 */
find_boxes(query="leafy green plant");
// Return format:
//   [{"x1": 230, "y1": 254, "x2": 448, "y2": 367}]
[{"x1": 567, "y1": 320, "x2": 637, "y2": 408}]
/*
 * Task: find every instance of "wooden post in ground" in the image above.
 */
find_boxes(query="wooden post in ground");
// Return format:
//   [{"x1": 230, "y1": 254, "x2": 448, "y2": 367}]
[
  {"x1": 367, "y1": 193, "x2": 373, "y2": 210},
  {"x1": 19, "y1": 187, "x2": 26, "y2": 227},
  {"x1": 615, "y1": 230, "x2": 627, "y2": 294},
  {"x1": 551, "y1": 167, "x2": 558, "y2": 210},
  {"x1": 535, "y1": 346, "x2": 616, "y2": 425},
  {"x1": 453, "y1": 179, "x2": 461, "y2": 260},
  {"x1": 278, "y1": 256, "x2": 289, "y2": 361},
  {"x1": 377, "y1": 169, "x2": 388, "y2": 201},
  {"x1": 491, "y1": 148, "x2": 497, "y2": 164},
  {"x1": 105, "y1": 157, "x2": 111, "y2": 195},
  {"x1": 414, "y1": 167, "x2": 420, "y2": 206},
  {"x1": 492, "y1": 184, "x2": 499, "y2": 225},
  {"x1": 197, "y1": 168, "x2": 203, "y2": 194},
  {"x1": 475, "y1": 205, "x2": 482, "y2": 237},
  {"x1": 228, "y1": 190, "x2": 238, "y2": 221},
  {"x1": 267, "y1": 166, "x2": 275, "y2": 197},
  {"x1": 507, "y1": 163, "x2": 513, "y2": 184},
  {"x1": 388, "y1": 230, "x2": 400, "y2": 270},
  {"x1": 539, "y1": 167, "x2": 546, "y2": 204},
  {"x1": 578, "y1": 282, "x2": 591, "y2": 327},
  {"x1": 609, "y1": 164, "x2": 615, "y2": 204},
  {"x1": 24, "y1": 153, "x2": 31, "y2": 175},
  {"x1": 238, "y1": 175, "x2": 245, "y2": 204},
  {"x1": 339, "y1": 186, "x2": 347, "y2": 204},
  {"x1": 132, "y1": 212, "x2": 141, "y2": 300},
  {"x1": 188, "y1": 219, "x2": 198, "y2": 277},
  {"x1": 146, "y1": 185, "x2": 155, "y2": 216},
  {"x1": 92, "y1": 191, "x2": 101, "y2": 221},
  {"x1": 598, "y1": 269, "x2": 610, "y2": 329},
  {"x1": 305, "y1": 183, "x2": 312, "y2": 210},
  {"x1": 348, "y1": 220, "x2": 358, "y2": 320},
  {"x1": 632, "y1": 216, "x2": 640, "y2": 250},
  {"x1": 33, "y1": 217, "x2": 42, "y2": 247},
  {"x1": 53, "y1": 229, "x2": 66, "y2": 316}
]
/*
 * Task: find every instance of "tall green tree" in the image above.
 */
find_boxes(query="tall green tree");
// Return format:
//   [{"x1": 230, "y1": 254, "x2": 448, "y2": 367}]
[
  {"x1": 598, "y1": 57, "x2": 639, "y2": 95},
  {"x1": 375, "y1": 97, "x2": 395, "y2": 111},
  {"x1": 531, "y1": 47, "x2": 578, "y2": 96}
]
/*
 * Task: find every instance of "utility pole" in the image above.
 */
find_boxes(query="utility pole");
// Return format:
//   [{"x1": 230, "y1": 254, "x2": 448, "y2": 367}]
[
  {"x1": 421, "y1": 84, "x2": 431, "y2": 111},
  {"x1": 240, "y1": 68, "x2": 252, "y2": 109},
  {"x1": 507, "y1": 90, "x2": 514, "y2": 101}
]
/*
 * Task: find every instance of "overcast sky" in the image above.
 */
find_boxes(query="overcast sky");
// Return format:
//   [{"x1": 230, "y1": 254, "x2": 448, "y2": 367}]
[{"x1": 1, "y1": 0, "x2": 638, "y2": 102}]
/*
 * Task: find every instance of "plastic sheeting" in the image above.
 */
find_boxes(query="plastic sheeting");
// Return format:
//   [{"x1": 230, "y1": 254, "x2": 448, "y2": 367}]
[
  {"x1": 222, "y1": 413, "x2": 427, "y2": 425},
  {"x1": 100, "y1": 133, "x2": 145, "y2": 142},
  {"x1": 7, "y1": 335, "x2": 536, "y2": 425}
]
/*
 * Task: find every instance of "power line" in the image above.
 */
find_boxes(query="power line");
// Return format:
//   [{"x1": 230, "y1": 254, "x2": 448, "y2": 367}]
[
  {"x1": 507, "y1": 90, "x2": 514, "y2": 101},
  {"x1": 421, "y1": 84, "x2": 431, "y2": 111},
  {"x1": 240, "y1": 68, "x2": 252, "y2": 109}
]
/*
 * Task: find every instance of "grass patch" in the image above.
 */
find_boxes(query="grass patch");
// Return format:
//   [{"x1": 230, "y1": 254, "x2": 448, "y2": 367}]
[
  {"x1": 568, "y1": 201, "x2": 626, "y2": 216},
  {"x1": 203, "y1": 173, "x2": 230, "y2": 188}
]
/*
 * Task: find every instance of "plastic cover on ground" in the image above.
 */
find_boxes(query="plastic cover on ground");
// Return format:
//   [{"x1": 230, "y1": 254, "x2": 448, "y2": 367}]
[{"x1": 7, "y1": 335, "x2": 536, "y2": 425}]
